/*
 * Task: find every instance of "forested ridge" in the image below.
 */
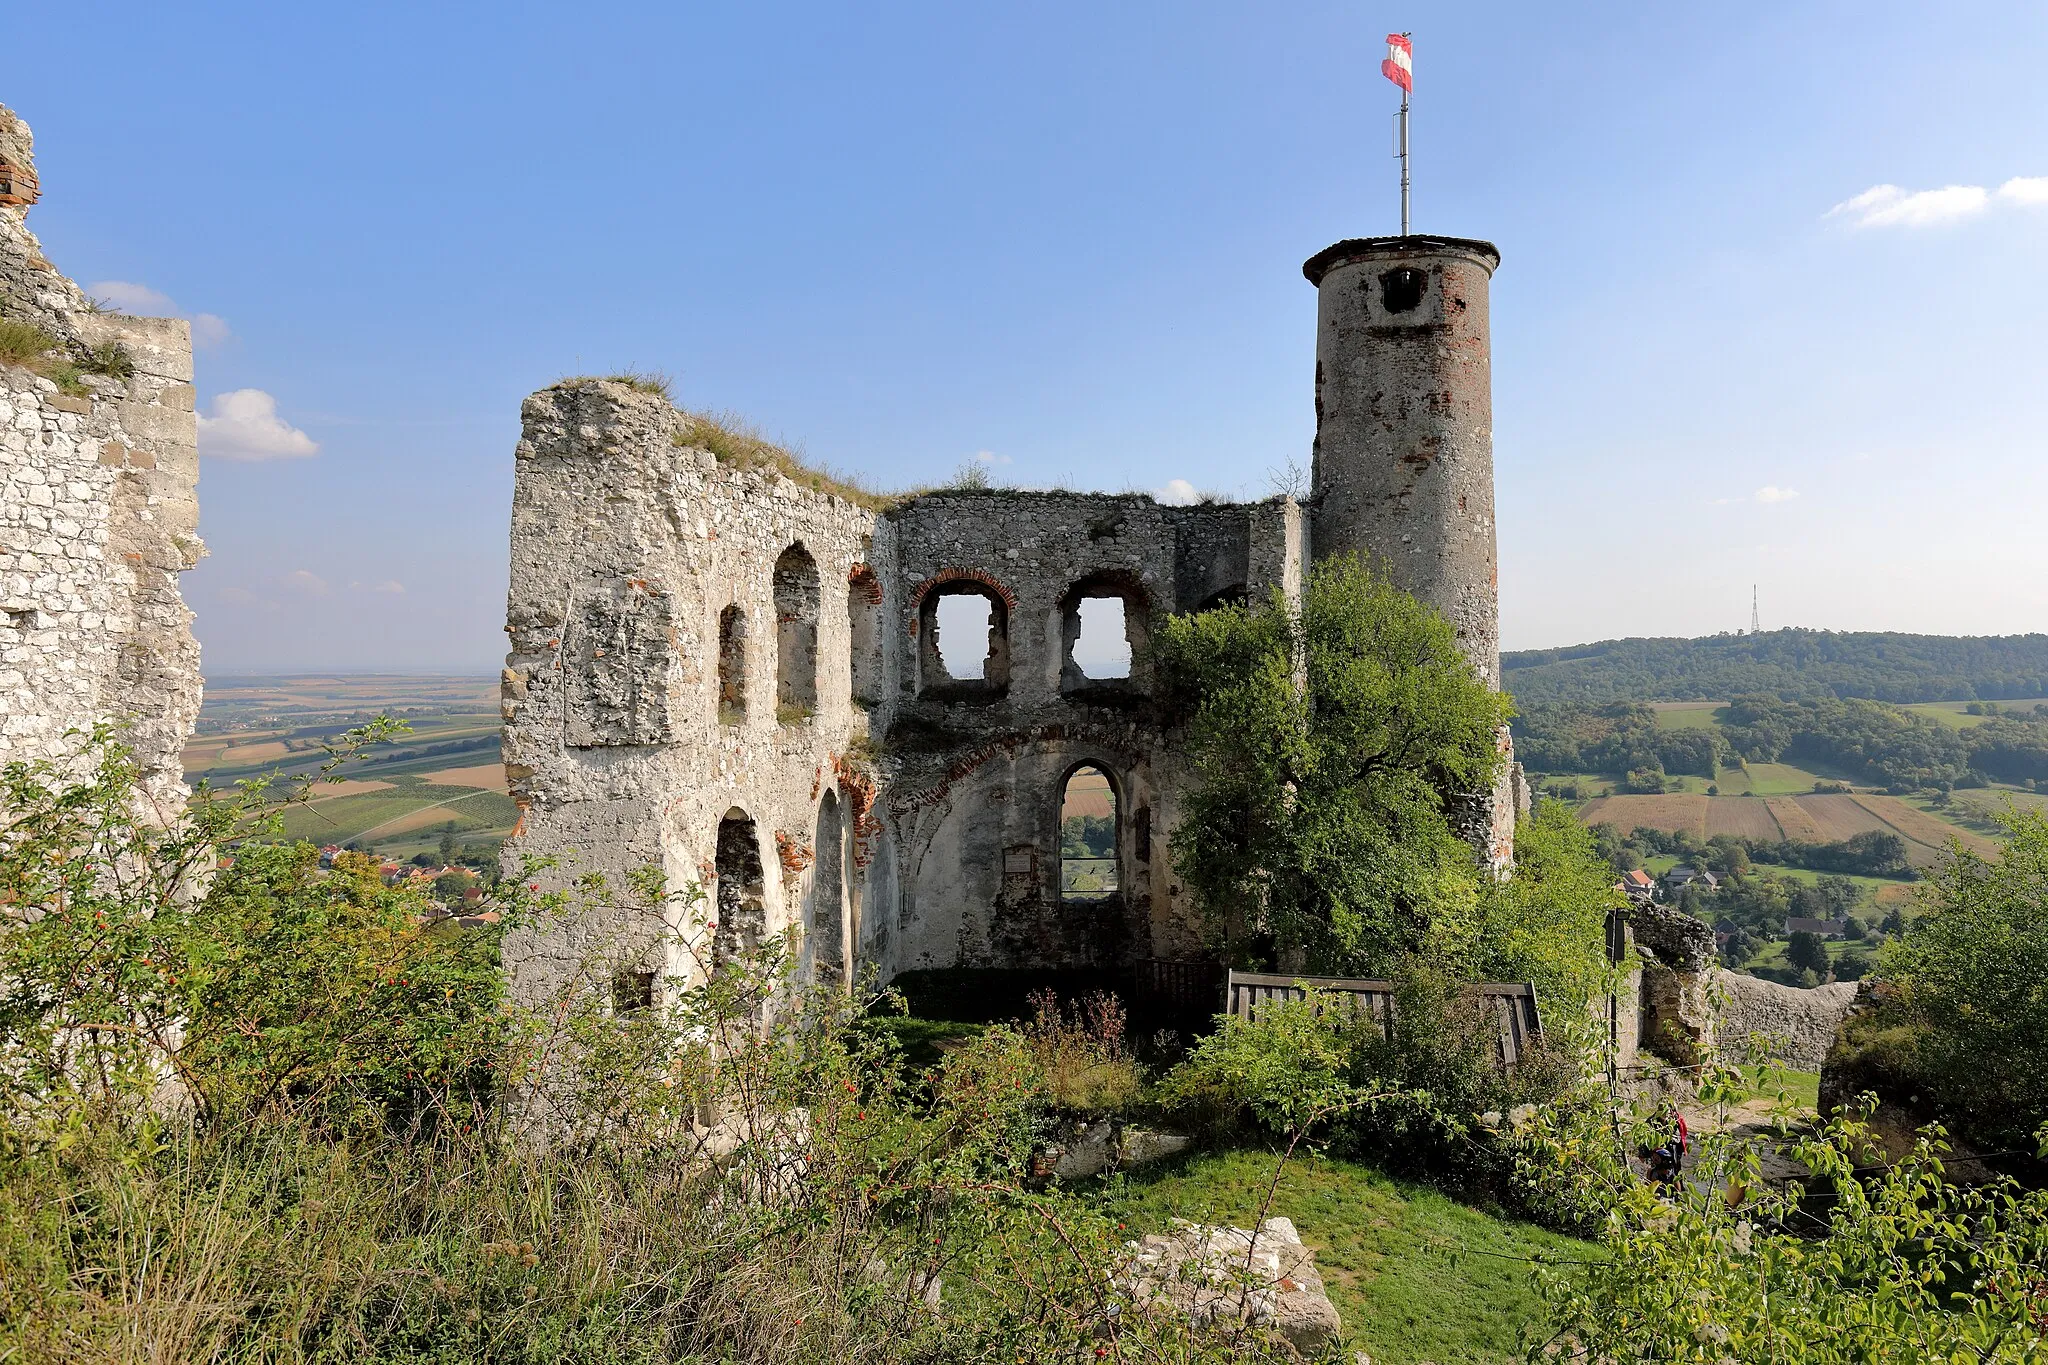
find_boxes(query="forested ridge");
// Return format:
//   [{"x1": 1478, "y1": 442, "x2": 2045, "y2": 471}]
[
  {"x1": 1503, "y1": 629, "x2": 2048, "y2": 705},
  {"x1": 1514, "y1": 696, "x2": 2048, "y2": 793}
]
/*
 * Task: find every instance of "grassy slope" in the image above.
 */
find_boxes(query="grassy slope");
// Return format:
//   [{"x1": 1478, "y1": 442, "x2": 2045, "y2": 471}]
[{"x1": 1099, "y1": 1150, "x2": 1594, "y2": 1365}]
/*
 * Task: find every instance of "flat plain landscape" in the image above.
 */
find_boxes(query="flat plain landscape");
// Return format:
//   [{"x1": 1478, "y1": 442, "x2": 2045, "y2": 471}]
[{"x1": 187, "y1": 675, "x2": 513, "y2": 861}]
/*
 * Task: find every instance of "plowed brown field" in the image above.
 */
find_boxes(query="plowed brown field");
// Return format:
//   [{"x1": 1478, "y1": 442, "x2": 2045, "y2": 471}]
[
  {"x1": 1577, "y1": 794, "x2": 1708, "y2": 839},
  {"x1": 1704, "y1": 799, "x2": 1783, "y2": 840},
  {"x1": 425, "y1": 763, "x2": 509, "y2": 793}
]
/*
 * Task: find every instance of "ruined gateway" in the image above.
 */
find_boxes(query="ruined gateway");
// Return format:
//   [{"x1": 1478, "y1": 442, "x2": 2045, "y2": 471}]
[{"x1": 500, "y1": 235, "x2": 1529, "y2": 1005}]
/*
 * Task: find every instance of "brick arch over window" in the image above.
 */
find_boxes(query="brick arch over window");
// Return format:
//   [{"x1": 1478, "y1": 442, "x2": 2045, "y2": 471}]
[{"x1": 911, "y1": 568, "x2": 1014, "y2": 701}]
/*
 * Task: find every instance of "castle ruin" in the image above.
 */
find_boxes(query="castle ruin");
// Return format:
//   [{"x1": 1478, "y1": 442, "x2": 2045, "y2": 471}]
[
  {"x1": 500, "y1": 235, "x2": 1526, "y2": 1002},
  {"x1": 0, "y1": 105, "x2": 202, "y2": 811}
]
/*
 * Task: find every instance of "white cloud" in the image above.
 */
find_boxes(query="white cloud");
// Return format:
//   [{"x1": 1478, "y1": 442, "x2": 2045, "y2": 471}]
[
  {"x1": 372, "y1": 580, "x2": 406, "y2": 595},
  {"x1": 87, "y1": 280, "x2": 176, "y2": 313},
  {"x1": 286, "y1": 570, "x2": 328, "y2": 595},
  {"x1": 84, "y1": 281, "x2": 232, "y2": 349},
  {"x1": 1753, "y1": 486, "x2": 1800, "y2": 504},
  {"x1": 969, "y1": 450, "x2": 1011, "y2": 465},
  {"x1": 1827, "y1": 174, "x2": 2048, "y2": 228},
  {"x1": 1155, "y1": 478, "x2": 1200, "y2": 505},
  {"x1": 1827, "y1": 183, "x2": 1988, "y2": 228},
  {"x1": 189, "y1": 313, "x2": 233, "y2": 349},
  {"x1": 1998, "y1": 176, "x2": 2048, "y2": 205},
  {"x1": 197, "y1": 389, "x2": 319, "y2": 461}
]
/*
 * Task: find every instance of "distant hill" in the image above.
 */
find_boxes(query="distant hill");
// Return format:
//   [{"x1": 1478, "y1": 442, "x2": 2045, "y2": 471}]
[{"x1": 1502, "y1": 630, "x2": 2048, "y2": 706}]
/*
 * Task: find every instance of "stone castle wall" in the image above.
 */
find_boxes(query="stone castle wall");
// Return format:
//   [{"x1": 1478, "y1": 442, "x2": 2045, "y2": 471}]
[
  {"x1": 498, "y1": 377, "x2": 1313, "y2": 1003},
  {"x1": 503, "y1": 234, "x2": 1521, "y2": 1003},
  {"x1": 0, "y1": 104, "x2": 201, "y2": 812}
]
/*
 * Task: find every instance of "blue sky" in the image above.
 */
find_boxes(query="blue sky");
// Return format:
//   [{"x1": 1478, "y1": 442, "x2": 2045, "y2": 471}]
[{"x1": 16, "y1": 1, "x2": 2047, "y2": 672}]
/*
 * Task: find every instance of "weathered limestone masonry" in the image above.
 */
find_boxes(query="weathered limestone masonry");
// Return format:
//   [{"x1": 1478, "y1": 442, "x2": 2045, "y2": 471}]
[
  {"x1": 0, "y1": 105, "x2": 202, "y2": 813},
  {"x1": 502, "y1": 232, "x2": 1516, "y2": 1003},
  {"x1": 1306, "y1": 236, "x2": 1522, "y2": 866}
]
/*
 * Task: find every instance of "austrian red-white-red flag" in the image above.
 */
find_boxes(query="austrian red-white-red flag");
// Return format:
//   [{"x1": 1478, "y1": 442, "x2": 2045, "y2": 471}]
[{"x1": 1381, "y1": 33, "x2": 1412, "y2": 92}]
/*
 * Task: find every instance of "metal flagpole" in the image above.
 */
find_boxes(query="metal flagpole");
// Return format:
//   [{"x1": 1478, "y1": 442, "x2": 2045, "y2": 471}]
[
  {"x1": 1392, "y1": 30, "x2": 1409, "y2": 233},
  {"x1": 1399, "y1": 84, "x2": 1410, "y2": 235}
]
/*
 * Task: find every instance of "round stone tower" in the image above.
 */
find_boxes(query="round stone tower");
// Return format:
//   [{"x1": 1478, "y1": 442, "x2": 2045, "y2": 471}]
[{"x1": 1303, "y1": 235, "x2": 1501, "y2": 688}]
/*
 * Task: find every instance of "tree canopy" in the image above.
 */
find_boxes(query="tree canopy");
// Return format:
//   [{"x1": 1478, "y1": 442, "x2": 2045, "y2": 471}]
[
  {"x1": 1156, "y1": 555, "x2": 1513, "y2": 975},
  {"x1": 1504, "y1": 629, "x2": 2048, "y2": 706}
]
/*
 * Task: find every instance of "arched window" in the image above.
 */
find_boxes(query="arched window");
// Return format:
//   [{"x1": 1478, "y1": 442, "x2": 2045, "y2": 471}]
[
  {"x1": 714, "y1": 809, "x2": 766, "y2": 970},
  {"x1": 774, "y1": 543, "x2": 821, "y2": 721},
  {"x1": 810, "y1": 791, "x2": 846, "y2": 983},
  {"x1": 848, "y1": 566, "x2": 883, "y2": 707},
  {"x1": 717, "y1": 605, "x2": 748, "y2": 724},
  {"x1": 1059, "y1": 766, "x2": 1118, "y2": 901}
]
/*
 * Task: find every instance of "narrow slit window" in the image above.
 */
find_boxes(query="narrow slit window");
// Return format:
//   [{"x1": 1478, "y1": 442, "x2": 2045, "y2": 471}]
[
  {"x1": 717, "y1": 605, "x2": 748, "y2": 724},
  {"x1": 1059, "y1": 766, "x2": 1118, "y2": 901},
  {"x1": 773, "y1": 543, "x2": 820, "y2": 721},
  {"x1": 714, "y1": 809, "x2": 767, "y2": 971}
]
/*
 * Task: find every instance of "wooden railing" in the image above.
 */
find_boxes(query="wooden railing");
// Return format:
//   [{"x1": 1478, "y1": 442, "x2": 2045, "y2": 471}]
[{"x1": 1224, "y1": 970, "x2": 1544, "y2": 1069}]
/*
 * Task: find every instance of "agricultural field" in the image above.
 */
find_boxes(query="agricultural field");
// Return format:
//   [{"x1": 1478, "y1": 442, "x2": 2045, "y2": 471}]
[
  {"x1": 1900, "y1": 698, "x2": 2048, "y2": 728},
  {"x1": 1576, "y1": 786, "x2": 1993, "y2": 867},
  {"x1": 187, "y1": 675, "x2": 511, "y2": 863}
]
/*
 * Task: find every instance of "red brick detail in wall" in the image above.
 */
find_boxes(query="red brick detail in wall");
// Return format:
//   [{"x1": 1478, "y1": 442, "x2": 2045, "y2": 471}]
[
  {"x1": 907, "y1": 567, "x2": 1016, "y2": 635},
  {"x1": 886, "y1": 722, "x2": 1145, "y2": 819},
  {"x1": 832, "y1": 753, "x2": 883, "y2": 867},
  {"x1": 775, "y1": 829, "x2": 814, "y2": 877},
  {"x1": 847, "y1": 564, "x2": 884, "y2": 604}
]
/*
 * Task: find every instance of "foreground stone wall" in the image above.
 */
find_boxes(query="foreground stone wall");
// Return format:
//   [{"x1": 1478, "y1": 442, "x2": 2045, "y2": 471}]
[
  {"x1": 1614, "y1": 904, "x2": 1863, "y2": 1075},
  {"x1": 1713, "y1": 969, "x2": 1861, "y2": 1071},
  {"x1": 0, "y1": 104, "x2": 201, "y2": 812}
]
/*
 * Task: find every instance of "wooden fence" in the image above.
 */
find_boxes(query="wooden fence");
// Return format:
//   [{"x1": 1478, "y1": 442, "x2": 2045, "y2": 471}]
[{"x1": 1224, "y1": 970, "x2": 1545, "y2": 1070}]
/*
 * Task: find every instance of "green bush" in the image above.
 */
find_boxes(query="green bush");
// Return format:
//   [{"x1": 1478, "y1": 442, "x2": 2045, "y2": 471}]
[
  {"x1": 1544, "y1": 1110, "x2": 2048, "y2": 1361},
  {"x1": 0, "y1": 730, "x2": 1298, "y2": 1363},
  {"x1": 1868, "y1": 808, "x2": 2048, "y2": 1147}
]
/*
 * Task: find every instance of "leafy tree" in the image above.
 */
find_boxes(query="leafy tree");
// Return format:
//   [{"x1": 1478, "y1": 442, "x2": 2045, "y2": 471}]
[
  {"x1": 1877, "y1": 809, "x2": 2048, "y2": 1147},
  {"x1": 1156, "y1": 554, "x2": 1511, "y2": 974},
  {"x1": 1786, "y1": 930, "x2": 1831, "y2": 979},
  {"x1": 1469, "y1": 799, "x2": 1622, "y2": 1018}
]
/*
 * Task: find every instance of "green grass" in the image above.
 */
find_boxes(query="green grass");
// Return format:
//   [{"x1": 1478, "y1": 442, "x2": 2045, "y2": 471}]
[
  {"x1": 859, "y1": 1015, "x2": 988, "y2": 1070},
  {"x1": 1651, "y1": 702, "x2": 1725, "y2": 730},
  {"x1": 271, "y1": 787, "x2": 518, "y2": 847},
  {"x1": 1737, "y1": 761, "x2": 1845, "y2": 795},
  {"x1": 1901, "y1": 699, "x2": 2048, "y2": 729},
  {"x1": 1736, "y1": 1064, "x2": 1820, "y2": 1111},
  {"x1": 1098, "y1": 1150, "x2": 1596, "y2": 1365},
  {"x1": 0, "y1": 317, "x2": 58, "y2": 366}
]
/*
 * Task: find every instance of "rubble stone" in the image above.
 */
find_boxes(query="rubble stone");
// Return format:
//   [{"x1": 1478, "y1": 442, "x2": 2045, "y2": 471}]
[{"x1": 1122, "y1": 1217, "x2": 1341, "y2": 1357}]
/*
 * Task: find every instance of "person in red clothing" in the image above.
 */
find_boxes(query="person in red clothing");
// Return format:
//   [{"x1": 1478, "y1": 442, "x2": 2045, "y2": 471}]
[{"x1": 1642, "y1": 1102, "x2": 1690, "y2": 1188}]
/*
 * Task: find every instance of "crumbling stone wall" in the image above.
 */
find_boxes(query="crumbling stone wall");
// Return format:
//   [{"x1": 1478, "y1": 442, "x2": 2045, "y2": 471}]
[
  {"x1": 0, "y1": 104, "x2": 201, "y2": 812},
  {"x1": 497, "y1": 392, "x2": 1308, "y2": 1004},
  {"x1": 503, "y1": 232, "x2": 1521, "y2": 1004}
]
